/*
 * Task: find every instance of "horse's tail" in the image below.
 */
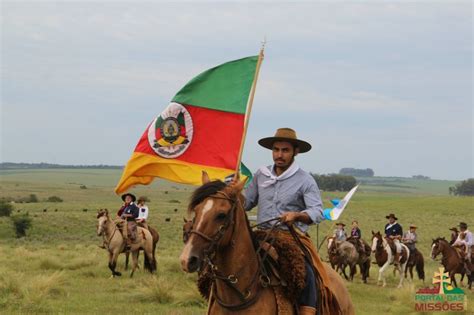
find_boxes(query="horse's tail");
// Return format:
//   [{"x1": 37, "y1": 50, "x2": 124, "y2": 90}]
[
  {"x1": 416, "y1": 251, "x2": 425, "y2": 281},
  {"x1": 143, "y1": 229, "x2": 157, "y2": 273}
]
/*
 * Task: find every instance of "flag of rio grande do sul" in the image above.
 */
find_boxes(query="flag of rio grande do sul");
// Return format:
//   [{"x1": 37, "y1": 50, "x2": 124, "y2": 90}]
[{"x1": 115, "y1": 56, "x2": 258, "y2": 194}]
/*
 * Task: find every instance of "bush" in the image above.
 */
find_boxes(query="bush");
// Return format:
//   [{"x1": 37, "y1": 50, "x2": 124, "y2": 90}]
[
  {"x1": 79, "y1": 185, "x2": 87, "y2": 189},
  {"x1": 46, "y1": 196, "x2": 63, "y2": 202},
  {"x1": 312, "y1": 173, "x2": 357, "y2": 191},
  {"x1": 449, "y1": 178, "x2": 474, "y2": 196},
  {"x1": 11, "y1": 215, "x2": 32, "y2": 238},
  {"x1": 0, "y1": 200, "x2": 13, "y2": 217}
]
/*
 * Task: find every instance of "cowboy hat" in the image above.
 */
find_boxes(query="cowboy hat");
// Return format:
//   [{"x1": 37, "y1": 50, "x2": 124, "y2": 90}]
[
  {"x1": 459, "y1": 222, "x2": 468, "y2": 229},
  {"x1": 258, "y1": 128, "x2": 312, "y2": 153},
  {"x1": 409, "y1": 224, "x2": 417, "y2": 229},
  {"x1": 449, "y1": 227, "x2": 459, "y2": 232},
  {"x1": 121, "y1": 193, "x2": 136, "y2": 202},
  {"x1": 385, "y1": 213, "x2": 398, "y2": 220},
  {"x1": 336, "y1": 222, "x2": 346, "y2": 227}
]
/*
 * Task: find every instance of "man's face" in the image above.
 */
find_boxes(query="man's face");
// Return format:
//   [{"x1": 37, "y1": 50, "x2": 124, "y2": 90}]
[
  {"x1": 389, "y1": 217, "x2": 395, "y2": 224},
  {"x1": 410, "y1": 227, "x2": 416, "y2": 232},
  {"x1": 125, "y1": 196, "x2": 132, "y2": 203},
  {"x1": 272, "y1": 141, "x2": 297, "y2": 169}
]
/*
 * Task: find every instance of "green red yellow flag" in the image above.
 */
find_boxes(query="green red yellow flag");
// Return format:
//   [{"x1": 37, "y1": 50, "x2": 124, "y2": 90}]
[{"x1": 115, "y1": 56, "x2": 259, "y2": 194}]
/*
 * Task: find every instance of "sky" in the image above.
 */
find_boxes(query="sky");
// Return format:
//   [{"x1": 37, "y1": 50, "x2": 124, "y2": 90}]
[{"x1": 1, "y1": 1, "x2": 472, "y2": 180}]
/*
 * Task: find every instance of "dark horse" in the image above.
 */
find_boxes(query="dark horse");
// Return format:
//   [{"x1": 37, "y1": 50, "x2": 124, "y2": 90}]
[
  {"x1": 179, "y1": 173, "x2": 354, "y2": 314},
  {"x1": 431, "y1": 237, "x2": 465, "y2": 287},
  {"x1": 404, "y1": 247, "x2": 425, "y2": 282}
]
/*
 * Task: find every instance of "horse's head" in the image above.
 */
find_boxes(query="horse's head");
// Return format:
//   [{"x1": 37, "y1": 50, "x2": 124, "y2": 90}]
[
  {"x1": 431, "y1": 237, "x2": 446, "y2": 260},
  {"x1": 371, "y1": 231, "x2": 383, "y2": 253},
  {"x1": 179, "y1": 172, "x2": 246, "y2": 273},
  {"x1": 96, "y1": 208, "x2": 109, "y2": 236}
]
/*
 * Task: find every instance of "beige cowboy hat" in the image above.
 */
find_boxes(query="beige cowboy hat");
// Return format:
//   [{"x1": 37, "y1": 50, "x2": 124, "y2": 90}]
[
  {"x1": 409, "y1": 224, "x2": 417, "y2": 229},
  {"x1": 258, "y1": 128, "x2": 312, "y2": 153}
]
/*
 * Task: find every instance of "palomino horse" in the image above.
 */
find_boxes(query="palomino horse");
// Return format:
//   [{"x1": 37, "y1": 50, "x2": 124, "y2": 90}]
[
  {"x1": 404, "y1": 247, "x2": 425, "y2": 282},
  {"x1": 430, "y1": 237, "x2": 466, "y2": 287},
  {"x1": 125, "y1": 225, "x2": 160, "y2": 271},
  {"x1": 96, "y1": 209, "x2": 156, "y2": 277},
  {"x1": 180, "y1": 174, "x2": 354, "y2": 314},
  {"x1": 327, "y1": 237, "x2": 370, "y2": 283},
  {"x1": 371, "y1": 231, "x2": 409, "y2": 288}
]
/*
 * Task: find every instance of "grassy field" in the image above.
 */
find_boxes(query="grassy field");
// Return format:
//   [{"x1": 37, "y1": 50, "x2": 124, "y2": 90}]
[{"x1": 0, "y1": 169, "x2": 472, "y2": 314}]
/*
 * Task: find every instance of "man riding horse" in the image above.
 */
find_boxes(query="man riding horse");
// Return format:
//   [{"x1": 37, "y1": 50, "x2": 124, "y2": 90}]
[
  {"x1": 117, "y1": 193, "x2": 139, "y2": 250},
  {"x1": 243, "y1": 128, "x2": 336, "y2": 315},
  {"x1": 384, "y1": 213, "x2": 403, "y2": 265}
]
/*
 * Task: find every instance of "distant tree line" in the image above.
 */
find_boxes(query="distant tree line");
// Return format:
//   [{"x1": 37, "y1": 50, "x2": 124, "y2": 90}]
[
  {"x1": 339, "y1": 168, "x2": 374, "y2": 177},
  {"x1": 312, "y1": 173, "x2": 357, "y2": 191},
  {"x1": 449, "y1": 179, "x2": 474, "y2": 196},
  {"x1": 0, "y1": 162, "x2": 122, "y2": 170},
  {"x1": 412, "y1": 175, "x2": 431, "y2": 180}
]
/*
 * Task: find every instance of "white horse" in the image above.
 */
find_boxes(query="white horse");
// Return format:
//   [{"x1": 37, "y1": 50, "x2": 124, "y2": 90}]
[{"x1": 371, "y1": 231, "x2": 410, "y2": 288}]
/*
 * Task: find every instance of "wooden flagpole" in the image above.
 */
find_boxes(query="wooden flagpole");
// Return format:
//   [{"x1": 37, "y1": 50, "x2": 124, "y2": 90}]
[{"x1": 234, "y1": 41, "x2": 266, "y2": 178}]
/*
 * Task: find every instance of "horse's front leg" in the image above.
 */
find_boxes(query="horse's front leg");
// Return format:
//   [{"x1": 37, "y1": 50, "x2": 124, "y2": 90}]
[
  {"x1": 379, "y1": 261, "x2": 390, "y2": 287},
  {"x1": 109, "y1": 250, "x2": 122, "y2": 277},
  {"x1": 130, "y1": 250, "x2": 139, "y2": 278},
  {"x1": 450, "y1": 272, "x2": 458, "y2": 288},
  {"x1": 124, "y1": 251, "x2": 129, "y2": 271}
]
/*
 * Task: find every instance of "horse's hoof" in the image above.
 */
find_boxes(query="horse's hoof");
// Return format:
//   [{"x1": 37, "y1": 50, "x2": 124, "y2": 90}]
[{"x1": 115, "y1": 272, "x2": 122, "y2": 277}]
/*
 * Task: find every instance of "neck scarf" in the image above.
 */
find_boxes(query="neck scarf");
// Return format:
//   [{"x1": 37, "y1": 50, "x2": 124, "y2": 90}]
[{"x1": 259, "y1": 162, "x2": 300, "y2": 188}]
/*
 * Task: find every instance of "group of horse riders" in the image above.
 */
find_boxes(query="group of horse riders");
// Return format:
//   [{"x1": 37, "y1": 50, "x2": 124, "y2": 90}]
[
  {"x1": 114, "y1": 193, "x2": 150, "y2": 250},
  {"x1": 332, "y1": 213, "x2": 421, "y2": 266}
]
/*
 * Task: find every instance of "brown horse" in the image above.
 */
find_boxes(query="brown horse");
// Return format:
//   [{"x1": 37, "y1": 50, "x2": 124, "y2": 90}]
[
  {"x1": 180, "y1": 174, "x2": 354, "y2": 314},
  {"x1": 404, "y1": 247, "x2": 425, "y2": 282},
  {"x1": 430, "y1": 237, "x2": 465, "y2": 287},
  {"x1": 327, "y1": 237, "x2": 370, "y2": 283},
  {"x1": 97, "y1": 209, "x2": 156, "y2": 277},
  {"x1": 371, "y1": 231, "x2": 409, "y2": 288}
]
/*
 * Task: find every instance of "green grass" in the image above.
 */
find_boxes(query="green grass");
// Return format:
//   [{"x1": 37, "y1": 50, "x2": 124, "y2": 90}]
[{"x1": 0, "y1": 169, "x2": 472, "y2": 314}]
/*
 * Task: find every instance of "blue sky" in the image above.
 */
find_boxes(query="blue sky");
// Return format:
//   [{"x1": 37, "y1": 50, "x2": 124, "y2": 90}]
[{"x1": 1, "y1": 1, "x2": 472, "y2": 180}]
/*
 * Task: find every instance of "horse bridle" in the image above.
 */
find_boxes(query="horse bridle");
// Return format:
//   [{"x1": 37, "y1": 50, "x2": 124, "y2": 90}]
[
  {"x1": 187, "y1": 191, "x2": 237, "y2": 254},
  {"x1": 185, "y1": 190, "x2": 269, "y2": 311}
]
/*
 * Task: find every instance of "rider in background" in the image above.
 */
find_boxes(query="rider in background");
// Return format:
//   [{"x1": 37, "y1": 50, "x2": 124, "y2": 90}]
[
  {"x1": 333, "y1": 222, "x2": 347, "y2": 241},
  {"x1": 349, "y1": 220, "x2": 364, "y2": 255},
  {"x1": 136, "y1": 196, "x2": 149, "y2": 230},
  {"x1": 402, "y1": 224, "x2": 417, "y2": 253},
  {"x1": 384, "y1": 213, "x2": 403, "y2": 265},
  {"x1": 449, "y1": 227, "x2": 459, "y2": 246}
]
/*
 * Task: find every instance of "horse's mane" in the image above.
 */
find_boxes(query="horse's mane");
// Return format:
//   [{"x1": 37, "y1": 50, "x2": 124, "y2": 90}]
[
  {"x1": 188, "y1": 180, "x2": 227, "y2": 214},
  {"x1": 433, "y1": 237, "x2": 448, "y2": 244}
]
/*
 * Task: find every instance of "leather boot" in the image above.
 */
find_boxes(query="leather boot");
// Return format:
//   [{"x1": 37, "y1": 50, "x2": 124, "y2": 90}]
[{"x1": 299, "y1": 306, "x2": 316, "y2": 315}]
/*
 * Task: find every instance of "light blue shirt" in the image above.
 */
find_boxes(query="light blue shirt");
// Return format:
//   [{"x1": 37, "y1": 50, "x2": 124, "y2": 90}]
[{"x1": 244, "y1": 165, "x2": 324, "y2": 232}]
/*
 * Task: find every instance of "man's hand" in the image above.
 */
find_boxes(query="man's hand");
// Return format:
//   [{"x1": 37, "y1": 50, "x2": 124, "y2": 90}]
[{"x1": 280, "y1": 212, "x2": 312, "y2": 225}]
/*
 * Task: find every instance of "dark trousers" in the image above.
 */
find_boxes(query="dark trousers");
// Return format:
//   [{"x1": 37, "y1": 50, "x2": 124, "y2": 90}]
[{"x1": 299, "y1": 261, "x2": 317, "y2": 307}]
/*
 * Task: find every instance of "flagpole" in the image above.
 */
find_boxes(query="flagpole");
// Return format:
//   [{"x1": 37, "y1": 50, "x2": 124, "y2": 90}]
[{"x1": 234, "y1": 41, "x2": 266, "y2": 178}]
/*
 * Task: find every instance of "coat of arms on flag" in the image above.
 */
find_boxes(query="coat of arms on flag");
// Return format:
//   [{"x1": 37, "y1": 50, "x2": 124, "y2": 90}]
[{"x1": 148, "y1": 102, "x2": 193, "y2": 158}]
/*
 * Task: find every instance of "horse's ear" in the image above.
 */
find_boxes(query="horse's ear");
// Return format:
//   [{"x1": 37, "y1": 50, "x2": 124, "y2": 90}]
[
  {"x1": 371, "y1": 230, "x2": 374, "y2": 235},
  {"x1": 202, "y1": 171, "x2": 210, "y2": 184},
  {"x1": 183, "y1": 217, "x2": 188, "y2": 223},
  {"x1": 229, "y1": 178, "x2": 246, "y2": 194}
]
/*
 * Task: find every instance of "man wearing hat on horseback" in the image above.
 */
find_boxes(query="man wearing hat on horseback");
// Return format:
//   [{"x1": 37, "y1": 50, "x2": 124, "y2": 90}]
[
  {"x1": 117, "y1": 193, "x2": 139, "y2": 250},
  {"x1": 243, "y1": 128, "x2": 337, "y2": 315},
  {"x1": 402, "y1": 224, "x2": 418, "y2": 253},
  {"x1": 384, "y1": 213, "x2": 403, "y2": 265},
  {"x1": 456, "y1": 222, "x2": 473, "y2": 264}
]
